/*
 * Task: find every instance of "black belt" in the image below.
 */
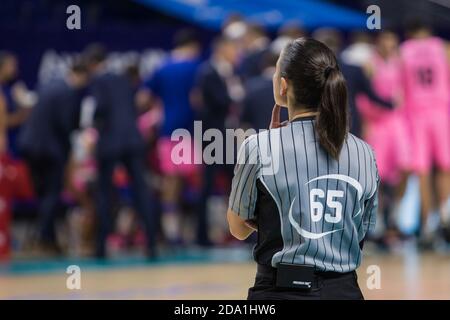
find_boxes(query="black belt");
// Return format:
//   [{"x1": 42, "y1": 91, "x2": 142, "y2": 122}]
[{"x1": 256, "y1": 263, "x2": 357, "y2": 289}]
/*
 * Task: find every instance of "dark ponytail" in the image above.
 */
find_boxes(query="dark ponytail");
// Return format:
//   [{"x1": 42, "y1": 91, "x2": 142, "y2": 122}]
[
  {"x1": 279, "y1": 38, "x2": 348, "y2": 159},
  {"x1": 316, "y1": 67, "x2": 348, "y2": 159}
]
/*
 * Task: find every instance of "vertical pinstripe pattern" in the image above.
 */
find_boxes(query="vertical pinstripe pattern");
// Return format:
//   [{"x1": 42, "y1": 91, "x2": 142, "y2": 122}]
[
  {"x1": 312, "y1": 127, "x2": 324, "y2": 269},
  {"x1": 300, "y1": 121, "x2": 312, "y2": 265},
  {"x1": 229, "y1": 118, "x2": 379, "y2": 272},
  {"x1": 290, "y1": 123, "x2": 304, "y2": 264},
  {"x1": 337, "y1": 141, "x2": 350, "y2": 272},
  {"x1": 346, "y1": 135, "x2": 360, "y2": 270}
]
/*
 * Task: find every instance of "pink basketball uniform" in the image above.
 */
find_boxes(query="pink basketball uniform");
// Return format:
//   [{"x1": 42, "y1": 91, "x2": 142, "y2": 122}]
[
  {"x1": 400, "y1": 37, "x2": 450, "y2": 173},
  {"x1": 357, "y1": 52, "x2": 410, "y2": 183}
]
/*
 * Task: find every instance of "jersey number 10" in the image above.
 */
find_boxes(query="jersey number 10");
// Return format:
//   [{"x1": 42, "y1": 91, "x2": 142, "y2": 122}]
[{"x1": 310, "y1": 189, "x2": 344, "y2": 224}]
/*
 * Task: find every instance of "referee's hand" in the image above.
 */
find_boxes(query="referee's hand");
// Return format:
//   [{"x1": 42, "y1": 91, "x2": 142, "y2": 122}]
[{"x1": 269, "y1": 104, "x2": 288, "y2": 129}]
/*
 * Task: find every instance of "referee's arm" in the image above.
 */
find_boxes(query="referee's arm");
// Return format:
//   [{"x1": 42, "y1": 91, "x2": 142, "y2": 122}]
[{"x1": 227, "y1": 135, "x2": 260, "y2": 240}]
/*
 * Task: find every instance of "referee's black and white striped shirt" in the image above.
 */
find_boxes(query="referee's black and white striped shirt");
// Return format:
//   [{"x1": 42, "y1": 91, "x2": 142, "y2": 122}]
[{"x1": 229, "y1": 116, "x2": 379, "y2": 273}]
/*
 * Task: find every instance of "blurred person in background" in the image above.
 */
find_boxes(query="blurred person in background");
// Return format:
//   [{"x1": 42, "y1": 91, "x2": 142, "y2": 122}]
[
  {"x1": 0, "y1": 98, "x2": 6, "y2": 257},
  {"x1": 18, "y1": 61, "x2": 89, "y2": 253},
  {"x1": 140, "y1": 29, "x2": 202, "y2": 245},
  {"x1": 238, "y1": 23, "x2": 270, "y2": 82},
  {"x1": 277, "y1": 21, "x2": 306, "y2": 41},
  {"x1": 0, "y1": 88, "x2": 6, "y2": 154},
  {"x1": 83, "y1": 44, "x2": 157, "y2": 258},
  {"x1": 222, "y1": 14, "x2": 248, "y2": 44},
  {"x1": 313, "y1": 28, "x2": 393, "y2": 138},
  {"x1": 358, "y1": 30, "x2": 410, "y2": 247},
  {"x1": 0, "y1": 62, "x2": 34, "y2": 259},
  {"x1": 340, "y1": 31, "x2": 374, "y2": 67},
  {"x1": 222, "y1": 13, "x2": 245, "y2": 33},
  {"x1": 193, "y1": 36, "x2": 241, "y2": 246},
  {"x1": 0, "y1": 92, "x2": 34, "y2": 259},
  {"x1": 221, "y1": 14, "x2": 248, "y2": 64},
  {"x1": 125, "y1": 63, "x2": 143, "y2": 93},
  {"x1": 0, "y1": 52, "x2": 33, "y2": 159},
  {"x1": 270, "y1": 22, "x2": 306, "y2": 58},
  {"x1": 65, "y1": 127, "x2": 98, "y2": 256},
  {"x1": 399, "y1": 21, "x2": 450, "y2": 246},
  {"x1": 240, "y1": 50, "x2": 287, "y2": 131}
]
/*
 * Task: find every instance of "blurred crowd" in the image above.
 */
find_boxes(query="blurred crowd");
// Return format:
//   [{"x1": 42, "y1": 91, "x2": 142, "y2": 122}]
[{"x1": 0, "y1": 15, "x2": 449, "y2": 260}]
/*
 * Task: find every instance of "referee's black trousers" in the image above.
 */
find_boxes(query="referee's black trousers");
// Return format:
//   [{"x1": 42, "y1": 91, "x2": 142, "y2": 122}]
[{"x1": 247, "y1": 264, "x2": 364, "y2": 300}]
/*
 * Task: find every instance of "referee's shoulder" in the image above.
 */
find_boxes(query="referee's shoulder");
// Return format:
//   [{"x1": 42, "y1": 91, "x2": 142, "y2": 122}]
[
  {"x1": 241, "y1": 131, "x2": 260, "y2": 148},
  {"x1": 245, "y1": 126, "x2": 289, "y2": 150},
  {"x1": 239, "y1": 128, "x2": 275, "y2": 153},
  {"x1": 348, "y1": 133, "x2": 377, "y2": 161},
  {"x1": 251, "y1": 127, "x2": 278, "y2": 145},
  {"x1": 236, "y1": 133, "x2": 261, "y2": 165}
]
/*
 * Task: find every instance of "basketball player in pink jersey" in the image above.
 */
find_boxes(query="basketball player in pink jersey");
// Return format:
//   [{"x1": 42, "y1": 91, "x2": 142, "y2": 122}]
[
  {"x1": 400, "y1": 21, "x2": 450, "y2": 243},
  {"x1": 358, "y1": 30, "x2": 410, "y2": 244}
]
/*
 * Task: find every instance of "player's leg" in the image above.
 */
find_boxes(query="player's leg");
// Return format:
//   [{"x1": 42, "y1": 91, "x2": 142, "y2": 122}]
[
  {"x1": 365, "y1": 121, "x2": 390, "y2": 243},
  {"x1": 391, "y1": 113, "x2": 412, "y2": 233},
  {"x1": 196, "y1": 163, "x2": 215, "y2": 246},
  {"x1": 429, "y1": 111, "x2": 450, "y2": 226},
  {"x1": 436, "y1": 171, "x2": 450, "y2": 220},
  {"x1": 157, "y1": 137, "x2": 183, "y2": 244},
  {"x1": 408, "y1": 117, "x2": 433, "y2": 239},
  {"x1": 418, "y1": 174, "x2": 433, "y2": 231},
  {"x1": 161, "y1": 174, "x2": 183, "y2": 244}
]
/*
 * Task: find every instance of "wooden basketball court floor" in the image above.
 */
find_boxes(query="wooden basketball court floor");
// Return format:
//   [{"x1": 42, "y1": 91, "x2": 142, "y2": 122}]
[{"x1": 0, "y1": 247, "x2": 449, "y2": 300}]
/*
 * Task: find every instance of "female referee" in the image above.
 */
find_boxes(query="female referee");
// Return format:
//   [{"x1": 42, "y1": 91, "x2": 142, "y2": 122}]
[{"x1": 227, "y1": 38, "x2": 379, "y2": 300}]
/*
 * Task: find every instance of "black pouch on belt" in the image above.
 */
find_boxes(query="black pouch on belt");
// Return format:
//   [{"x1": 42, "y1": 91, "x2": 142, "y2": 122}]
[{"x1": 276, "y1": 263, "x2": 315, "y2": 290}]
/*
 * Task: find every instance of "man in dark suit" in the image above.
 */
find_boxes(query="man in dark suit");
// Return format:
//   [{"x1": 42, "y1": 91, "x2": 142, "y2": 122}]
[
  {"x1": 195, "y1": 37, "x2": 240, "y2": 132},
  {"x1": 83, "y1": 44, "x2": 157, "y2": 258},
  {"x1": 193, "y1": 36, "x2": 240, "y2": 245},
  {"x1": 238, "y1": 24, "x2": 270, "y2": 83},
  {"x1": 19, "y1": 61, "x2": 88, "y2": 251},
  {"x1": 241, "y1": 52, "x2": 288, "y2": 131}
]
